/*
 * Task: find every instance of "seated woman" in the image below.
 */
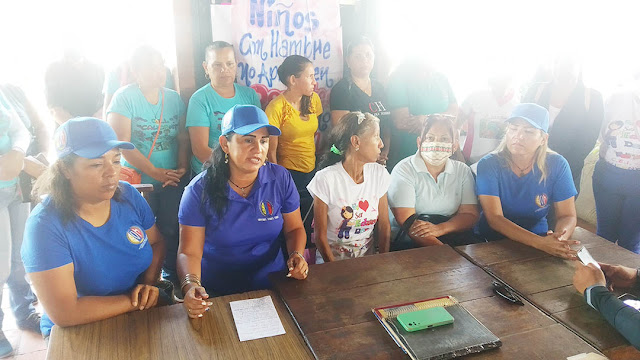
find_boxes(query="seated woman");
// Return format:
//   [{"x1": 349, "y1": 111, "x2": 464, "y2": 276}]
[
  {"x1": 307, "y1": 112, "x2": 390, "y2": 262},
  {"x1": 476, "y1": 103, "x2": 579, "y2": 259},
  {"x1": 21, "y1": 117, "x2": 166, "y2": 339},
  {"x1": 178, "y1": 105, "x2": 308, "y2": 318},
  {"x1": 266, "y1": 55, "x2": 323, "y2": 190},
  {"x1": 388, "y1": 114, "x2": 479, "y2": 251}
]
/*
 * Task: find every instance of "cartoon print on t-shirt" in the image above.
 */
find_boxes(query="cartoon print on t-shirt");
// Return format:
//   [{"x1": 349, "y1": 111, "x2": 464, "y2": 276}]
[{"x1": 337, "y1": 206, "x2": 353, "y2": 239}]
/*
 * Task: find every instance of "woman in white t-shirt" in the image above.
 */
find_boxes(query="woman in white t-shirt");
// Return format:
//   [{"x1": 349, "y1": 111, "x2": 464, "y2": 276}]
[{"x1": 307, "y1": 112, "x2": 391, "y2": 262}]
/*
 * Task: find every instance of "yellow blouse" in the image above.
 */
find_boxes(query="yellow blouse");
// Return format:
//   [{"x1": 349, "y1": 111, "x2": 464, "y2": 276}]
[{"x1": 265, "y1": 93, "x2": 323, "y2": 173}]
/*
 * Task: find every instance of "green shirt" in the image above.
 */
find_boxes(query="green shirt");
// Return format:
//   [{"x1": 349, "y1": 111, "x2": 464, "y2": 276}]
[
  {"x1": 107, "y1": 85, "x2": 186, "y2": 185},
  {"x1": 185, "y1": 83, "x2": 260, "y2": 173},
  {"x1": 386, "y1": 71, "x2": 456, "y2": 169}
]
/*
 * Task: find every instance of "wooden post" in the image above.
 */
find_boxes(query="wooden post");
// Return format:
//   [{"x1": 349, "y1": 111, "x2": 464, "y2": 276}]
[{"x1": 172, "y1": 0, "x2": 213, "y2": 103}]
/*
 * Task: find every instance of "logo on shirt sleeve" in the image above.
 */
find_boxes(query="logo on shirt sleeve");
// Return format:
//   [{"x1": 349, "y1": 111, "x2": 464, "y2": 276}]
[{"x1": 126, "y1": 226, "x2": 148, "y2": 249}]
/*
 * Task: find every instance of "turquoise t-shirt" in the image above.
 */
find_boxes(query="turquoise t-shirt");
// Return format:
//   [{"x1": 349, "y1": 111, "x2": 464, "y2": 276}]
[
  {"x1": 386, "y1": 72, "x2": 456, "y2": 169},
  {"x1": 107, "y1": 85, "x2": 186, "y2": 185},
  {"x1": 185, "y1": 83, "x2": 261, "y2": 173},
  {"x1": 0, "y1": 102, "x2": 25, "y2": 189}
]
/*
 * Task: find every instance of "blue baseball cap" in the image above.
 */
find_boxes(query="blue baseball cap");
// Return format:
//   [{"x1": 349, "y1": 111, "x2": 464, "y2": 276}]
[
  {"x1": 507, "y1": 103, "x2": 550, "y2": 133},
  {"x1": 221, "y1": 105, "x2": 281, "y2": 136},
  {"x1": 54, "y1": 117, "x2": 135, "y2": 159}
]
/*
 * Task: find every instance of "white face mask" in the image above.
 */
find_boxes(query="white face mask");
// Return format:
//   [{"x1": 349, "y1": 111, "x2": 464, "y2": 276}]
[{"x1": 420, "y1": 141, "x2": 452, "y2": 166}]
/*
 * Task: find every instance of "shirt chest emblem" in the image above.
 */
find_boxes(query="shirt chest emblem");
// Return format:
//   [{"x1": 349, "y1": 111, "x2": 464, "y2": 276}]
[
  {"x1": 126, "y1": 226, "x2": 148, "y2": 249},
  {"x1": 258, "y1": 200, "x2": 279, "y2": 222}
]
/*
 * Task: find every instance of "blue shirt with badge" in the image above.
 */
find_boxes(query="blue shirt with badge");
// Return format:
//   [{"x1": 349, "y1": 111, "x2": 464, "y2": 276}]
[
  {"x1": 21, "y1": 182, "x2": 156, "y2": 336},
  {"x1": 178, "y1": 162, "x2": 299, "y2": 295},
  {"x1": 475, "y1": 153, "x2": 577, "y2": 240},
  {"x1": 107, "y1": 84, "x2": 186, "y2": 185},
  {"x1": 185, "y1": 84, "x2": 261, "y2": 173}
]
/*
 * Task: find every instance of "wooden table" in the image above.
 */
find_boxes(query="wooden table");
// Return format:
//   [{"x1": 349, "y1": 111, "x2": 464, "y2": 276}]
[
  {"x1": 47, "y1": 290, "x2": 313, "y2": 360},
  {"x1": 456, "y1": 227, "x2": 640, "y2": 359},
  {"x1": 270, "y1": 245, "x2": 602, "y2": 359}
]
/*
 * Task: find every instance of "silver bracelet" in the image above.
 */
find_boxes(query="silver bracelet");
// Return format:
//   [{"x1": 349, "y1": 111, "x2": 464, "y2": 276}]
[{"x1": 289, "y1": 250, "x2": 305, "y2": 261}]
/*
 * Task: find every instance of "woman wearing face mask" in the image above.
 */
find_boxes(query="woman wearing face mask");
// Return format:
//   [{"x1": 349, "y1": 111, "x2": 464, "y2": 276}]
[
  {"x1": 307, "y1": 112, "x2": 390, "y2": 262},
  {"x1": 388, "y1": 114, "x2": 479, "y2": 251},
  {"x1": 476, "y1": 103, "x2": 579, "y2": 259},
  {"x1": 187, "y1": 41, "x2": 261, "y2": 176},
  {"x1": 178, "y1": 105, "x2": 308, "y2": 318},
  {"x1": 266, "y1": 55, "x2": 323, "y2": 190},
  {"x1": 107, "y1": 46, "x2": 188, "y2": 289}
]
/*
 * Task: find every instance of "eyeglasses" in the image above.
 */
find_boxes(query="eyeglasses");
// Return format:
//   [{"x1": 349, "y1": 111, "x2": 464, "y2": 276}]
[{"x1": 492, "y1": 281, "x2": 524, "y2": 306}]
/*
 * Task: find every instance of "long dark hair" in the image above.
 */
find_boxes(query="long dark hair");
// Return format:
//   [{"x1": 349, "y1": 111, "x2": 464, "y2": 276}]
[
  {"x1": 277, "y1": 55, "x2": 313, "y2": 116},
  {"x1": 344, "y1": 36, "x2": 375, "y2": 80},
  {"x1": 32, "y1": 154, "x2": 123, "y2": 224},
  {"x1": 319, "y1": 112, "x2": 379, "y2": 169},
  {"x1": 202, "y1": 135, "x2": 232, "y2": 221}
]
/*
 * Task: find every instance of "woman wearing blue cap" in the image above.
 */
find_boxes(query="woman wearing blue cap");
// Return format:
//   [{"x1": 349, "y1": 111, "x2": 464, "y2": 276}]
[
  {"x1": 475, "y1": 103, "x2": 579, "y2": 259},
  {"x1": 21, "y1": 117, "x2": 166, "y2": 338},
  {"x1": 178, "y1": 105, "x2": 308, "y2": 318}
]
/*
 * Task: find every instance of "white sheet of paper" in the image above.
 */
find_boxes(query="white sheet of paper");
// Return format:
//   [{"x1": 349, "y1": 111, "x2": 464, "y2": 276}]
[{"x1": 230, "y1": 295, "x2": 286, "y2": 342}]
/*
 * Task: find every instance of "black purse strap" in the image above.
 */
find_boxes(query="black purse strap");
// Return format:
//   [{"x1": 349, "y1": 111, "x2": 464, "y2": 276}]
[{"x1": 393, "y1": 213, "x2": 419, "y2": 244}]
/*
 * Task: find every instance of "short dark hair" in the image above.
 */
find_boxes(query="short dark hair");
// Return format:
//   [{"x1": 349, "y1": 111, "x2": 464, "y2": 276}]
[
  {"x1": 205, "y1": 41, "x2": 235, "y2": 63},
  {"x1": 44, "y1": 54, "x2": 104, "y2": 117}
]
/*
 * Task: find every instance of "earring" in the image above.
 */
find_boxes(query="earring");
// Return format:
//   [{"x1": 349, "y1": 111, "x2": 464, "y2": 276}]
[
  {"x1": 355, "y1": 147, "x2": 360, "y2": 151},
  {"x1": 205, "y1": 72, "x2": 210, "y2": 80},
  {"x1": 224, "y1": 153, "x2": 229, "y2": 163}
]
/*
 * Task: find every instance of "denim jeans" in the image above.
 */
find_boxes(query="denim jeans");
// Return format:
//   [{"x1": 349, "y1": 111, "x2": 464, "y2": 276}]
[
  {"x1": 593, "y1": 159, "x2": 640, "y2": 253},
  {"x1": 0, "y1": 185, "x2": 36, "y2": 324},
  {"x1": 146, "y1": 178, "x2": 187, "y2": 280}
]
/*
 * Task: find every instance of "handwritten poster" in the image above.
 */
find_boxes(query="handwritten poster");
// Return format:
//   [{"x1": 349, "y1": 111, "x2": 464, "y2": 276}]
[{"x1": 232, "y1": 0, "x2": 343, "y2": 109}]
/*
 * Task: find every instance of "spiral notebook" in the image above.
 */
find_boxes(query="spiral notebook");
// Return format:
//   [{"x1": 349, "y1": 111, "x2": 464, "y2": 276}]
[{"x1": 372, "y1": 296, "x2": 501, "y2": 360}]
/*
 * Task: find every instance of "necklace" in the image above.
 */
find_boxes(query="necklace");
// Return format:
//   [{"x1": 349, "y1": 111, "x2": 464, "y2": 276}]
[
  {"x1": 513, "y1": 161, "x2": 533, "y2": 176},
  {"x1": 229, "y1": 177, "x2": 257, "y2": 197},
  {"x1": 140, "y1": 87, "x2": 162, "y2": 121}
]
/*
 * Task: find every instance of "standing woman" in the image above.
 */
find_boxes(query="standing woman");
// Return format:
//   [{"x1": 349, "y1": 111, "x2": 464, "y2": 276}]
[
  {"x1": 266, "y1": 55, "x2": 323, "y2": 190},
  {"x1": 22, "y1": 118, "x2": 165, "y2": 339},
  {"x1": 386, "y1": 59, "x2": 458, "y2": 170},
  {"x1": 524, "y1": 56, "x2": 604, "y2": 190},
  {"x1": 307, "y1": 112, "x2": 390, "y2": 262},
  {"x1": 0, "y1": 104, "x2": 42, "y2": 355},
  {"x1": 475, "y1": 103, "x2": 579, "y2": 259},
  {"x1": 178, "y1": 105, "x2": 307, "y2": 318},
  {"x1": 330, "y1": 36, "x2": 391, "y2": 165},
  {"x1": 592, "y1": 89, "x2": 640, "y2": 253},
  {"x1": 187, "y1": 41, "x2": 261, "y2": 176},
  {"x1": 107, "y1": 45, "x2": 188, "y2": 288}
]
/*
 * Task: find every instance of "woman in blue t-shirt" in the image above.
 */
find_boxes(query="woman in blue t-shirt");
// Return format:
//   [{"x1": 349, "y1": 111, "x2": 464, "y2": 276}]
[
  {"x1": 21, "y1": 118, "x2": 166, "y2": 338},
  {"x1": 178, "y1": 105, "x2": 308, "y2": 319},
  {"x1": 476, "y1": 103, "x2": 579, "y2": 259},
  {"x1": 107, "y1": 45, "x2": 188, "y2": 292}
]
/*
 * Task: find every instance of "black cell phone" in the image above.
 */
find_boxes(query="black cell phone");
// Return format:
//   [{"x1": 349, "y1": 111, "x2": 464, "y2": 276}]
[{"x1": 618, "y1": 293, "x2": 640, "y2": 311}]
